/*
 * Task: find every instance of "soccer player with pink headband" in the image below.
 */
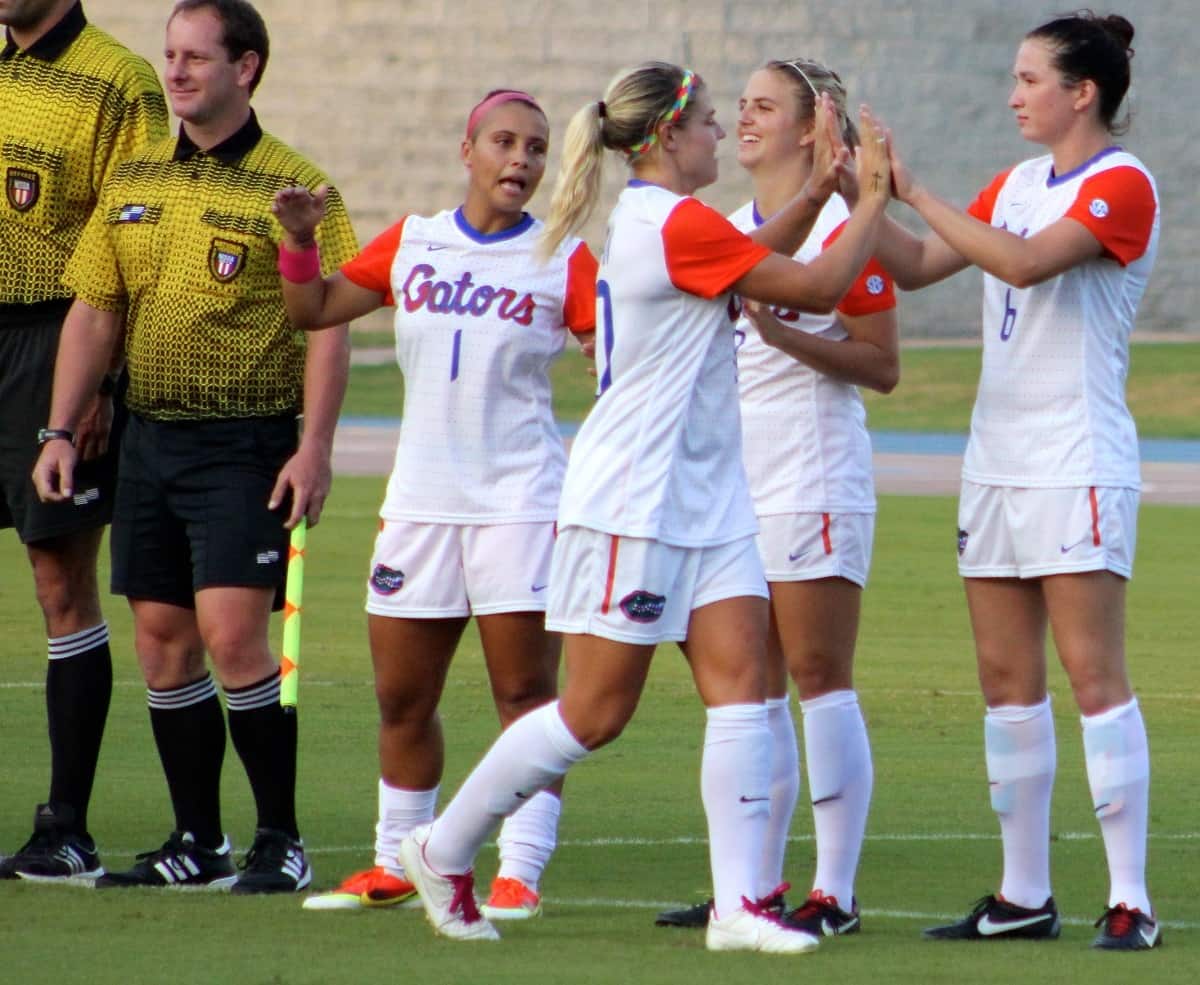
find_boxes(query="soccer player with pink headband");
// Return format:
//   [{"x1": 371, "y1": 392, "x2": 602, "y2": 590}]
[{"x1": 273, "y1": 88, "x2": 597, "y2": 920}]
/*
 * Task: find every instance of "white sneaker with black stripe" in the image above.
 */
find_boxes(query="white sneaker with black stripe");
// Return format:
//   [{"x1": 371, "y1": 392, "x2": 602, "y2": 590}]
[
  {"x1": 231, "y1": 828, "x2": 311, "y2": 895},
  {"x1": 96, "y1": 830, "x2": 236, "y2": 890}
]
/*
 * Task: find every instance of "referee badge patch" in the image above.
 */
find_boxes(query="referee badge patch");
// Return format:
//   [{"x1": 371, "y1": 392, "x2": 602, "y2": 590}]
[
  {"x1": 209, "y1": 238, "x2": 248, "y2": 282},
  {"x1": 6, "y1": 167, "x2": 39, "y2": 212}
]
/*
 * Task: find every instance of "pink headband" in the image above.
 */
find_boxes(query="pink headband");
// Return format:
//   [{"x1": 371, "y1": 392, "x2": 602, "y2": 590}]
[{"x1": 465, "y1": 90, "x2": 543, "y2": 139}]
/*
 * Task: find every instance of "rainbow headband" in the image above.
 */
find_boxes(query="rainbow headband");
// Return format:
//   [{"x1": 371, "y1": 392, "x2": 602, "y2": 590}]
[
  {"x1": 625, "y1": 69, "x2": 696, "y2": 160},
  {"x1": 466, "y1": 90, "x2": 543, "y2": 139}
]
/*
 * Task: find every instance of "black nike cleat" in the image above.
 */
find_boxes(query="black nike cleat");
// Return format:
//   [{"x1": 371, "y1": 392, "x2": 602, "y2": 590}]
[
  {"x1": 655, "y1": 884, "x2": 788, "y2": 928},
  {"x1": 1092, "y1": 903, "x2": 1162, "y2": 951},
  {"x1": 656, "y1": 899, "x2": 712, "y2": 928},
  {"x1": 786, "y1": 890, "x2": 861, "y2": 936},
  {"x1": 923, "y1": 894, "x2": 1060, "y2": 941}
]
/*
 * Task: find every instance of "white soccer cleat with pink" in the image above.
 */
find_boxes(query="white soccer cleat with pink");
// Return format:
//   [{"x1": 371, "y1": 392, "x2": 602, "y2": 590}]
[
  {"x1": 706, "y1": 897, "x2": 821, "y2": 954},
  {"x1": 398, "y1": 823, "x2": 499, "y2": 941}
]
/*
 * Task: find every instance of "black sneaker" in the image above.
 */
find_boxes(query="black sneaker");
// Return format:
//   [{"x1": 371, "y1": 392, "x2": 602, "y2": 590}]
[
  {"x1": 231, "y1": 828, "x2": 311, "y2": 894},
  {"x1": 656, "y1": 899, "x2": 712, "y2": 928},
  {"x1": 3, "y1": 802, "x2": 104, "y2": 884},
  {"x1": 786, "y1": 890, "x2": 862, "y2": 936},
  {"x1": 96, "y1": 831, "x2": 236, "y2": 890},
  {"x1": 924, "y1": 894, "x2": 1060, "y2": 940},
  {"x1": 655, "y1": 884, "x2": 788, "y2": 928},
  {"x1": 1092, "y1": 904, "x2": 1162, "y2": 950}
]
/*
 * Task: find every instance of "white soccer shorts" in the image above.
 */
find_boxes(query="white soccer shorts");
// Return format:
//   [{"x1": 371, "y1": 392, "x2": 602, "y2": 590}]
[
  {"x1": 546, "y1": 527, "x2": 768, "y2": 645},
  {"x1": 365, "y1": 519, "x2": 555, "y2": 617},
  {"x1": 957, "y1": 481, "x2": 1138, "y2": 579},
  {"x1": 755, "y1": 511, "x2": 874, "y2": 587}
]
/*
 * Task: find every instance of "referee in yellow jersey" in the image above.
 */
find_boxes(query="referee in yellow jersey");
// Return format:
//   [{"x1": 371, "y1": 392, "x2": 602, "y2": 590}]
[
  {"x1": 32, "y1": 0, "x2": 358, "y2": 894},
  {"x1": 0, "y1": 0, "x2": 167, "y2": 883}
]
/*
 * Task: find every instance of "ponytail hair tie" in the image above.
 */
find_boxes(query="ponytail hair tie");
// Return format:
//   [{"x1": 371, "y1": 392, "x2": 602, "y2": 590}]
[{"x1": 597, "y1": 100, "x2": 607, "y2": 119}]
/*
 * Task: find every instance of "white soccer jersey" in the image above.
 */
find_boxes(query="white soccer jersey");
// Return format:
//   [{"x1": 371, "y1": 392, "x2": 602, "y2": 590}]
[
  {"x1": 730, "y1": 196, "x2": 895, "y2": 515},
  {"x1": 964, "y1": 148, "x2": 1159, "y2": 488},
  {"x1": 342, "y1": 208, "x2": 597, "y2": 522},
  {"x1": 557, "y1": 181, "x2": 770, "y2": 548}
]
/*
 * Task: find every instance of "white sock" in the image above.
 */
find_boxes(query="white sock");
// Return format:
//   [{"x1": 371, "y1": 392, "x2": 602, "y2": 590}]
[
  {"x1": 1082, "y1": 697, "x2": 1152, "y2": 913},
  {"x1": 426, "y1": 702, "x2": 588, "y2": 875},
  {"x1": 986, "y1": 698, "x2": 1056, "y2": 909},
  {"x1": 375, "y1": 780, "x2": 437, "y2": 877},
  {"x1": 759, "y1": 696, "x2": 799, "y2": 897},
  {"x1": 496, "y1": 789, "x2": 561, "y2": 890},
  {"x1": 702, "y1": 703, "x2": 771, "y2": 920},
  {"x1": 802, "y1": 689, "x2": 873, "y2": 906}
]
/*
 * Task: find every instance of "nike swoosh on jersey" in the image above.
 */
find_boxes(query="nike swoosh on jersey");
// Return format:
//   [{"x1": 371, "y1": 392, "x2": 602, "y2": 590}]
[
  {"x1": 977, "y1": 912, "x2": 1053, "y2": 936},
  {"x1": 426, "y1": 244, "x2": 448, "y2": 251},
  {"x1": 788, "y1": 550, "x2": 809, "y2": 562},
  {"x1": 1060, "y1": 535, "x2": 1091, "y2": 553}
]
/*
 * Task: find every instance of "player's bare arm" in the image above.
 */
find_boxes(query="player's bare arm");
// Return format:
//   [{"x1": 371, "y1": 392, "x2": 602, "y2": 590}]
[
  {"x1": 744, "y1": 301, "x2": 899, "y2": 393},
  {"x1": 274, "y1": 184, "x2": 383, "y2": 331}
]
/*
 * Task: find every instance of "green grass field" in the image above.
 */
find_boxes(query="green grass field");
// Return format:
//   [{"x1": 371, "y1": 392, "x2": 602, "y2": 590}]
[
  {"x1": 1, "y1": 482, "x2": 1196, "y2": 984},
  {"x1": 342, "y1": 340, "x2": 1200, "y2": 438}
]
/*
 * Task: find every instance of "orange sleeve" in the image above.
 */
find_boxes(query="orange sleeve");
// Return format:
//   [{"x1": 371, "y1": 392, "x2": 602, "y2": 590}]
[
  {"x1": 562, "y1": 241, "x2": 599, "y2": 334},
  {"x1": 822, "y1": 221, "x2": 896, "y2": 316},
  {"x1": 661, "y1": 198, "x2": 771, "y2": 299},
  {"x1": 1064, "y1": 166, "x2": 1157, "y2": 266},
  {"x1": 966, "y1": 168, "x2": 1015, "y2": 223},
  {"x1": 340, "y1": 217, "x2": 408, "y2": 305}
]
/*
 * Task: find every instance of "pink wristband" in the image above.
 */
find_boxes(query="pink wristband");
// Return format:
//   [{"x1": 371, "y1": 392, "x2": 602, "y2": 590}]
[{"x1": 278, "y1": 242, "x2": 321, "y2": 283}]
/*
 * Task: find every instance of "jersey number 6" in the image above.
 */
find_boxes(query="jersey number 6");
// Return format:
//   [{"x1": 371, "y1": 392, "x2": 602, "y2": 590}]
[{"x1": 999, "y1": 288, "x2": 1018, "y2": 342}]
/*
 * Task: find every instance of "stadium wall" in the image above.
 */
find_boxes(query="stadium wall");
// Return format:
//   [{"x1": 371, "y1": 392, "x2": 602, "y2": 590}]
[{"x1": 91, "y1": 0, "x2": 1195, "y2": 338}]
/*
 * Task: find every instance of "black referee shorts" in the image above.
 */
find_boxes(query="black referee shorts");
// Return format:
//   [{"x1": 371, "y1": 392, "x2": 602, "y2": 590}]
[
  {"x1": 0, "y1": 300, "x2": 122, "y2": 544},
  {"x1": 111, "y1": 412, "x2": 298, "y2": 610}
]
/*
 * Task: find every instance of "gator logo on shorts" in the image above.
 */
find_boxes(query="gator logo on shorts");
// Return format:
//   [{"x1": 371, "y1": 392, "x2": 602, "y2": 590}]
[
  {"x1": 6, "y1": 168, "x2": 39, "y2": 212},
  {"x1": 209, "y1": 238, "x2": 247, "y2": 282},
  {"x1": 619, "y1": 590, "x2": 666, "y2": 623},
  {"x1": 371, "y1": 564, "x2": 405, "y2": 595},
  {"x1": 957, "y1": 527, "x2": 969, "y2": 556}
]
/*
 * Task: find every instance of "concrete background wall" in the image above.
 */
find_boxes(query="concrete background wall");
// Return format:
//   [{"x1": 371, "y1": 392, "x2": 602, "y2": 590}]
[{"x1": 89, "y1": 0, "x2": 1195, "y2": 338}]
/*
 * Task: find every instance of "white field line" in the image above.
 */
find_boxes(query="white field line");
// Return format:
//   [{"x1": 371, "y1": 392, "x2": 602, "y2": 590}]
[
  {"x1": 2, "y1": 678, "x2": 1197, "y2": 703},
  {"x1": 96, "y1": 831, "x2": 1197, "y2": 858},
  {"x1": 290, "y1": 830, "x2": 1197, "y2": 857}
]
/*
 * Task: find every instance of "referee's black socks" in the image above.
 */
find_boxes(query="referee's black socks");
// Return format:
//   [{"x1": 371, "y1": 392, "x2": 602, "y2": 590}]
[
  {"x1": 46, "y1": 623, "x2": 112, "y2": 834},
  {"x1": 147, "y1": 674, "x2": 226, "y2": 849},
  {"x1": 226, "y1": 670, "x2": 299, "y2": 840}
]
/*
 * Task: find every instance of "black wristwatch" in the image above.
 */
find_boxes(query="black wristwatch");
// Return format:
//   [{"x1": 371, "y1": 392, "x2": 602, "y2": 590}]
[{"x1": 37, "y1": 427, "x2": 75, "y2": 447}]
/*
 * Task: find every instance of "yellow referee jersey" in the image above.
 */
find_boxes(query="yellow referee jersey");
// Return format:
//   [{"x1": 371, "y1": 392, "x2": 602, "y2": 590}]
[
  {"x1": 0, "y1": 3, "x2": 167, "y2": 305},
  {"x1": 66, "y1": 112, "x2": 359, "y2": 421}
]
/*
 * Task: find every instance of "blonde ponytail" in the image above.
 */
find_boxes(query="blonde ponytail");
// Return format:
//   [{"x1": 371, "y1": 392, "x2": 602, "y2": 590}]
[
  {"x1": 540, "y1": 102, "x2": 607, "y2": 260},
  {"x1": 539, "y1": 61, "x2": 699, "y2": 260}
]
